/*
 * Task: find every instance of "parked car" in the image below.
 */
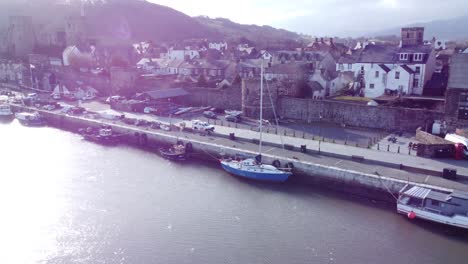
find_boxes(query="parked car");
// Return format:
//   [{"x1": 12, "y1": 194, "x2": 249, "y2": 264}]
[
  {"x1": 144, "y1": 107, "x2": 157, "y2": 114},
  {"x1": 203, "y1": 111, "x2": 217, "y2": 119},
  {"x1": 160, "y1": 124, "x2": 171, "y2": 131},
  {"x1": 68, "y1": 106, "x2": 86, "y2": 115},
  {"x1": 225, "y1": 115, "x2": 241, "y2": 123},
  {"x1": 42, "y1": 104, "x2": 56, "y2": 111},
  {"x1": 192, "y1": 120, "x2": 215, "y2": 132}
]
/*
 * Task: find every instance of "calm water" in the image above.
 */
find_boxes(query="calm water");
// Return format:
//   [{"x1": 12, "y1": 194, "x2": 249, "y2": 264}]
[{"x1": 1, "y1": 121, "x2": 468, "y2": 264}]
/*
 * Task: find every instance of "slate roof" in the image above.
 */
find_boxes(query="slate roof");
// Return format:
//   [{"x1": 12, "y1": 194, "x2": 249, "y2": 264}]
[
  {"x1": 340, "y1": 44, "x2": 433, "y2": 64},
  {"x1": 265, "y1": 62, "x2": 309, "y2": 75},
  {"x1": 448, "y1": 53, "x2": 468, "y2": 89},
  {"x1": 378, "y1": 64, "x2": 391, "y2": 73},
  {"x1": 310, "y1": 81, "x2": 324, "y2": 91},
  {"x1": 401, "y1": 64, "x2": 415, "y2": 74},
  {"x1": 140, "y1": 88, "x2": 188, "y2": 100}
]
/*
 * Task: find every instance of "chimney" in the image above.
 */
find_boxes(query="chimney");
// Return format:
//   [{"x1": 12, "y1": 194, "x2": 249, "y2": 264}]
[
  {"x1": 315, "y1": 37, "x2": 319, "y2": 42},
  {"x1": 320, "y1": 37, "x2": 324, "y2": 43},
  {"x1": 330, "y1": 38, "x2": 334, "y2": 44}
]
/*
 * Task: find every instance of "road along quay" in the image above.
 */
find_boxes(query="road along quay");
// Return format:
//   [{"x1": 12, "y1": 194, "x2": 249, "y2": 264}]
[{"x1": 10, "y1": 104, "x2": 468, "y2": 203}]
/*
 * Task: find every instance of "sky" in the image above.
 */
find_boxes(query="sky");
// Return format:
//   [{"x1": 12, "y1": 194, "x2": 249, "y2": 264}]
[{"x1": 149, "y1": 0, "x2": 468, "y2": 36}]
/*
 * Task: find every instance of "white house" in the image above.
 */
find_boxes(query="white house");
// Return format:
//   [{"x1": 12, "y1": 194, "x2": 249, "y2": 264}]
[
  {"x1": 434, "y1": 39, "x2": 447, "y2": 50},
  {"x1": 209, "y1": 42, "x2": 227, "y2": 51},
  {"x1": 337, "y1": 44, "x2": 436, "y2": 98},
  {"x1": 62, "y1": 46, "x2": 82, "y2": 66},
  {"x1": 161, "y1": 48, "x2": 200, "y2": 61},
  {"x1": 136, "y1": 58, "x2": 159, "y2": 72}
]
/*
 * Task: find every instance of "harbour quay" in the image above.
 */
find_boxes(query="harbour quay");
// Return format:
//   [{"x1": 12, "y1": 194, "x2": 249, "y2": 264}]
[{"x1": 10, "y1": 104, "x2": 468, "y2": 202}]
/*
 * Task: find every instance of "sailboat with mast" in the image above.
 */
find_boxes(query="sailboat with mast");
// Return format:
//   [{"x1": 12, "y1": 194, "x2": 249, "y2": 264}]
[{"x1": 219, "y1": 63, "x2": 293, "y2": 182}]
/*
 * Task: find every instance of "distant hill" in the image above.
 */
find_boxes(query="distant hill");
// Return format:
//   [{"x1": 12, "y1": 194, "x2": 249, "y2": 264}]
[
  {"x1": 370, "y1": 15, "x2": 468, "y2": 41},
  {"x1": 0, "y1": 0, "x2": 303, "y2": 47},
  {"x1": 194, "y1": 16, "x2": 304, "y2": 49}
]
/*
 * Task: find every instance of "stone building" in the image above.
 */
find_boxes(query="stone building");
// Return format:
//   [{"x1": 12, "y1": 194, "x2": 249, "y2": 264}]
[
  {"x1": 7, "y1": 16, "x2": 36, "y2": 57},
  {"x1": 242, "y1": 78, "x2": 279, "y2": 119},
  {"x1": 0, "y1": 61, "x2": 25, "y2": 84},
  {"x1": 401, "y1": 27, "x2": 425, "y2": 47},
  {"x1": 110, "y1": 67, "x2": 138, "y2": 96},
  {"x1": 445, "y1": 53, "x2": 468, "y2": 121}
]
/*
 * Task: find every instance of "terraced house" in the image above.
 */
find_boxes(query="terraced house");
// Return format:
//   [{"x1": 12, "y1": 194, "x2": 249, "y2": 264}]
[{"x1": 337, "y1": 27, "x2": 436, "y2": 98}]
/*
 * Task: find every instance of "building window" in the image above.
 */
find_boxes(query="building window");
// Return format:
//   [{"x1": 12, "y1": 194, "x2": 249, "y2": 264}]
[
  {"x1": 395, "y1": 71, "x2": 400, "y2": 79},
  {"x1": 398, "y1": 85, "x2": 404, "y2": 91},
  {"x1": 375, "y1": 71, "x2": 379, "y2": 78},
  {"x1": 413, "y1": 79, "x2": 419, "y2": 88},
  {"x1": 414, "y1": 53, "x2": 423, "y2": 61},
  {"x1": 399, "y1": 53, "x2": 409, "y2": 60},
  {"x1": 431, "y1": 200, "x2": 441, "y2": 207},
  {"x1": 369, "y1": 83, "x2": 375, "y2": 89},
  {"x1": 458, "y1": 92, "x2": 468, "y2": 120},
  {"x1": 347, "y1": 64, "x2": 352, "y2": 70},
  {"x1": 415, "y1": 66, "x2": 421, "y2": 73},
  {"x1": 339, "y1": 64, "x2": 344, "y2": 71}
]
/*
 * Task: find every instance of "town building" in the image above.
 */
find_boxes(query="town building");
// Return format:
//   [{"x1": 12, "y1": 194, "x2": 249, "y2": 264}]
[
  {"x1": 336, "y1": 27, "x2": 436, "y2": 98},
  {"x1": 7, "y1": 16, "x2": 36, "y2": 57},
  {"x1": 161, "y1": 48, "x2": 200, "y2": 61},
  {"x1": 445, "y1": 53, "x2": 468, "y2": 120},
  {"x1": 208, "y1": 41, "x2": 227, "y2": 51}
]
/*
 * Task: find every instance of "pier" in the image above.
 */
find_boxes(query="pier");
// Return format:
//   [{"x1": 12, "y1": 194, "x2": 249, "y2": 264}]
[{"x1": 10, "y1": 104, "x2": 468, "y2": 201}]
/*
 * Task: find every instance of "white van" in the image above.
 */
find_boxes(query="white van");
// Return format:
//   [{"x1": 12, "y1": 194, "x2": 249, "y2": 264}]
[{"x1": 444, "y1": 133, "x2": 468, "y2": 157}]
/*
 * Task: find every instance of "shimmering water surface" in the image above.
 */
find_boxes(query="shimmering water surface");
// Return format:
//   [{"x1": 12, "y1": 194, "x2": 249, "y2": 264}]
[{"x1": 1, "y1": 121, "x2": 467, "y2": 264}]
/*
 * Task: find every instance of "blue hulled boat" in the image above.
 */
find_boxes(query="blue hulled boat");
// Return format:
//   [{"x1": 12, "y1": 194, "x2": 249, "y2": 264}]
[
  {"x1": 220, "y1": 157, "x2": 292, "y2": 182},
  {"x1": 219, "y1": 62, "x2": 293, "y2": 182}
]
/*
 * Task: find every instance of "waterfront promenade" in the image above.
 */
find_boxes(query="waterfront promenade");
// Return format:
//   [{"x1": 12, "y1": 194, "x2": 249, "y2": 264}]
[{"x1": 15, "y1": 104, "x2": 468, "y2": 195}]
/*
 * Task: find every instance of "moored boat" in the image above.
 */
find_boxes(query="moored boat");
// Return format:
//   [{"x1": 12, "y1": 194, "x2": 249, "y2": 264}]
[
  {"x1": 220, "y1": 156, "x2": 292, "y2": 182},
  {"x1": 219, "y1": 62, "x2": 293, "y2": 182},
  {"x1": 15, "y1": 112, "x2": 46, "y2": 126},
  {"x1": 80, "y1": 126, "x2": 120, "y2": 145},
  {"x1": 159, "y1": 142, "x2": 187, "y2": 161},
  {"x1": 0, "y1": 103, "x2": 14, "y2": 122},
  {"x1": 397, "y1": 185, "x2": 468, "y2": 229}
]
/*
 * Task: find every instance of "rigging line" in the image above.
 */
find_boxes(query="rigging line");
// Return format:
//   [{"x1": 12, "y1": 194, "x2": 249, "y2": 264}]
[
  {"x1": 264, "y1": 78, "x2": 285, "y2": 151},
  {"x1": 375, "y1": 171, "x2": 399, "y2": 201}
]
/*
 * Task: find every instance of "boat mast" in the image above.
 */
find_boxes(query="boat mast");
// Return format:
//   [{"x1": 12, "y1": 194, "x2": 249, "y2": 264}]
[{"x1": 259, "y1": 62, "x2": 264, "y2": 155}]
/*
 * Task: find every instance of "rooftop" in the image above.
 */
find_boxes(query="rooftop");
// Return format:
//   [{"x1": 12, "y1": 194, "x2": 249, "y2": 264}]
[{"x1": 448, "y1": 53, "x2": 468, "y2": 89}]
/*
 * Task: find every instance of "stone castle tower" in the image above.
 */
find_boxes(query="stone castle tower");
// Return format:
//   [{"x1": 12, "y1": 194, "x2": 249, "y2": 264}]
[
  {"x1": 242, "y1": 78, "x2": 279, "y2": 119},
  {"x1": 7, "y1": 16, "x2": 36, "y2": 57},
  {"x1": 401, "y1": 27, "x2": 424, "y2": 47}
]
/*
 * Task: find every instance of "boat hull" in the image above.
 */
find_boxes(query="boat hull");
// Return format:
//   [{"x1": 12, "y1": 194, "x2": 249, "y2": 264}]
[
  {"x1": 17, "y1": 119, "x2": 46, "y2": 127},
  {"x1": 221, "y1": 161, "x2": 290, "y2": 182},
  {"x1": 159, "y1": 149, "x2": 186, "y2": 161},
  {"x1": 83, "y1": 134, "x2": 119, "y2": 145},
  {"x1": 397, "y1": 204, "x2": 468, "y2": 229}
]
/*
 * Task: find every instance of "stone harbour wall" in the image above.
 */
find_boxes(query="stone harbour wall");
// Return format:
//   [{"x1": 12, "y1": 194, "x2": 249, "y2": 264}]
[
  {"x1": 278, "y1": 97, "x2": 446, "y2": 132},
  {"x1": 184, "y1": 86, "x2": 242, "y2": 110}
]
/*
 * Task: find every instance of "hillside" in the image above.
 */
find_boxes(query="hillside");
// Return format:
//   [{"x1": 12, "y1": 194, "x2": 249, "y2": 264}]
[
  {"x1": 371, "y1": 15, "x2": 468, "y2": 40},
  {"x1": 194, "y1": 16, "x2": 304, "y2": 49},
  {"x1": 0, "y1": 0, "x2": 303, "y2": 47}
]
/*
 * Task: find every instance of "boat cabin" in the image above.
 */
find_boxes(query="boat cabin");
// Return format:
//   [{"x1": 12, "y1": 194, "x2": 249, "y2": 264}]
[{"x1": 399, "y1": 186, "x2": 468, "y2": 217}]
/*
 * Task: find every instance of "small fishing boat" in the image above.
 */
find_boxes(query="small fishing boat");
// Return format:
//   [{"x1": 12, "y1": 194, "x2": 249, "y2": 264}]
[
  {"x1": 15, "y1": 112, "x2": 46, "y2": 126},
  {"x1": 397, "y1": 185, "x2": 468, "y2": 229},
  {"x1": 159, "y1": 143, "x2": 187, "y2": 161},
  {"x1": 80, "y1": 126, "x2": 120, "y2": 145}
]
